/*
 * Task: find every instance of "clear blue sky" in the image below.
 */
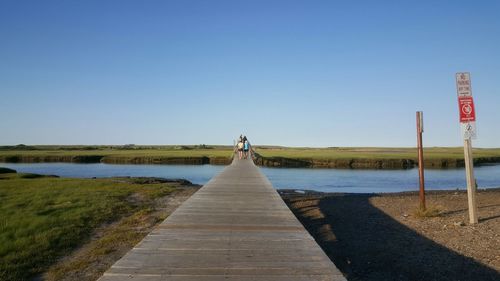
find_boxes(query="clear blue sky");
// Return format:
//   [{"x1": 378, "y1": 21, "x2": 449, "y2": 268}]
[{"x1": 1, "y1": 0, "x2": 499, "y2": 147}]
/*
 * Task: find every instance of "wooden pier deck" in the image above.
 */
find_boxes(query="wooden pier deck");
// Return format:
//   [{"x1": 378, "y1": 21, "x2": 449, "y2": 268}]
[{"x1": 98, "y1": 157, "x2": 346, "y2": 281}]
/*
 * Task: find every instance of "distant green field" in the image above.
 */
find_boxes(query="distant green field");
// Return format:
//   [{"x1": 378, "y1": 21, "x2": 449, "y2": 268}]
[
  {"x1": 0, "y1": 145, "x2": 234, "y2": 158},
  {"x1": 253, "y1": 147, "x2": 500, "y2": 160},
  {"x1": 0, "y1": 173, "x2": 177, "y2": 281},
  {"x1": 1, "y1": 145, "x2": 500, "y2": 164}
]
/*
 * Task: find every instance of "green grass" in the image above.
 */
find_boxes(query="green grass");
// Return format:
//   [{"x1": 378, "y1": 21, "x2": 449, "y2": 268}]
[
  {"x1": 254, "y1": 146, "x2": 500, "y2": 160},
  {"x1": 44, "y1": 207, "x2": 165, "y2": 281},
  {"x1": 0, "y1": 173, "x2": 176, "y2": 281},
  {"x1": 0, "y1": 145, "x2": 234, "y2": 158},
  {"x1": 413, "y1": 206, "x2": 442, "y2": 218}
]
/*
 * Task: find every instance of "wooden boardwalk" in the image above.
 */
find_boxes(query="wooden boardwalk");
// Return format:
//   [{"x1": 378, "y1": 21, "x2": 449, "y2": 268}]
[{"x1": 98, "y1": 157, "x2": 346, "y2": 281}]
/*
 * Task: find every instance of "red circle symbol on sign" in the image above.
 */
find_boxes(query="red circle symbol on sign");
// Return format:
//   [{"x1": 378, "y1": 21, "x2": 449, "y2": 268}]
[{"x1": 462, "y1": 104, "x2": 472, "y2": 115}]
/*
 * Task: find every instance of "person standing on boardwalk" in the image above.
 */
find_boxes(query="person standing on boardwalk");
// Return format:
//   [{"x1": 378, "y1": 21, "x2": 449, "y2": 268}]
[
  {"x1": 237, "y1": 139, "x2": 244, "y2": 159},
  {"x1": 243, "y1": 138, "x2": 250, "y2": 159}
]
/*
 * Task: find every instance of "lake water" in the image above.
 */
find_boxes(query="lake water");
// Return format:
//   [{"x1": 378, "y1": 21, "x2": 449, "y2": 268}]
[{"x1": 2, "y1": 163, "x2": 500, "y2": 193}]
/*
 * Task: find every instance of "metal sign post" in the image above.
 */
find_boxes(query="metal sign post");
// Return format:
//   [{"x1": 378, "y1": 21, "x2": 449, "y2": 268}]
[
  {"x1": 416, "y1": 111, "x2": 426, "y2": 210},
  {"x1": 456, "y1": 72, "x2": 478, "y2": 224}
]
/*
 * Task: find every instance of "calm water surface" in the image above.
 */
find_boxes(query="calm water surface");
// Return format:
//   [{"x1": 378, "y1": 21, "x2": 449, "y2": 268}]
[{"x1": 2, "y1": 163, "x2": 500, "y2": 193}]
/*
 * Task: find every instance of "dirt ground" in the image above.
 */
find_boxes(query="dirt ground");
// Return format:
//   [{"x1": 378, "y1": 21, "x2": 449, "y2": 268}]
[{"x1": 281, "y1": 188, "x2": 500, "y2": 281}]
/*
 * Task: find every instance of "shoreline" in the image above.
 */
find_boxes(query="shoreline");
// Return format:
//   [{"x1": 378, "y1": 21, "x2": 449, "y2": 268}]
[
  {"x1": 282, "y1": 188, "x2": 500, "y2": 280},
  {"x1": 255, "y1": 155, "x2": 500, "y2": 169},
  {"x1": 279, "y1": 186, "x2": 500, "y2": 196},
  {"x1": 0, "y1": 171, "x2": 200, "y2": 281},
  {"x1": 2, "y1": 154, "x2": 500, "y2": 169}
]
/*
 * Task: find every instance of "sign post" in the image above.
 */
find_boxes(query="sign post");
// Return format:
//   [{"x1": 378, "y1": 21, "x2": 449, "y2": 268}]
[
  {"x1": 456, "y1": 72, "x2": 478, "y2": 224},
  {"x1": 416, "y1": 111, "x2": 426, "y2": 210}
]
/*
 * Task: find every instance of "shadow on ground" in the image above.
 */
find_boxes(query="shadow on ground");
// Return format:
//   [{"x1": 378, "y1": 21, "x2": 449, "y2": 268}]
[{"x1": 286, "y1": 194, "x2": 500, "y2": 281}]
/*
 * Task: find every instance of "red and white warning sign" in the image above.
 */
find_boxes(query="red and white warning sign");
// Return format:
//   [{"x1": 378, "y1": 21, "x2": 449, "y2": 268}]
[{"x1": 458, "y1": 96, "x2": 476, "y2": 123}]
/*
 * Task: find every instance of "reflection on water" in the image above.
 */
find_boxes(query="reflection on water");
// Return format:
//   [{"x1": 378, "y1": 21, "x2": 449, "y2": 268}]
[{"x1": 2, "y1": 163, "x2": 500, "y2": 193}]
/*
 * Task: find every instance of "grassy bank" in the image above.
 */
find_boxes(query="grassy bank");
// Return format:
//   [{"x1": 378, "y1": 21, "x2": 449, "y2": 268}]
[
  {"x1": 256, "y1": 146, "x2": 500, "y2": 159},
  {"x1": 0, "y1": 145, "x2": 234, "y2": 165},
  {"x1": 1, "y1": 145, "x2": 500, "y2": 169},
  {"x1": 254, "y1": 146, "x2": 500, "y2": 168},
  {"x1": 0, "y1": 171, "x2": 189, "y2": 281}
]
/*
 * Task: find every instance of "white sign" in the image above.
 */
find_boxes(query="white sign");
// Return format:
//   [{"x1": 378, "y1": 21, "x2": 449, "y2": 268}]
[
  {"x1": 456, "y1": 72, "x2": 472, "y2": 97},
  {"x1": 461, "y1": 122, "x2": 477, "y2": 140},
  {"x1": 456, "y1": 72, "x2": 476, "y2": 140}
]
